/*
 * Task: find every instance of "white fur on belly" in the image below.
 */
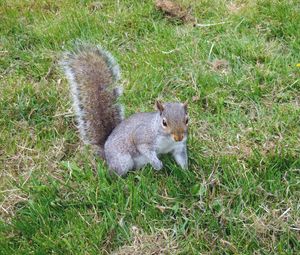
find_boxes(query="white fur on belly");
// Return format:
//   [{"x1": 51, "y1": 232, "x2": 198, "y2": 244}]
[{"x1": 155, "y1": 135, "x2": 185, "y2": 154}]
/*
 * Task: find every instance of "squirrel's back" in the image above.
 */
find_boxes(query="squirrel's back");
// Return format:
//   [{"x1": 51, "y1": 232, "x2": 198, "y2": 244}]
[{"x1": 60, "y1": 44, "x2": 123, "y2": 157}]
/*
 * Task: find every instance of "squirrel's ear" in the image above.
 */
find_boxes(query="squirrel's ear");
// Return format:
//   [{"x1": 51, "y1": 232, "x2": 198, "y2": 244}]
[
  {"x1": 155, "y1": 100, "x2": 164, "y2": 113},
  {"x1": 183, "y1": 100, "x2": 188, "y2": 112}
]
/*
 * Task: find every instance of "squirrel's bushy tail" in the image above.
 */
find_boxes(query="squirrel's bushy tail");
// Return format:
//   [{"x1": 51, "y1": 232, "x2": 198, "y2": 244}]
[{"x1": 60, "y1": 44, "x2": 123, "y2": 157}]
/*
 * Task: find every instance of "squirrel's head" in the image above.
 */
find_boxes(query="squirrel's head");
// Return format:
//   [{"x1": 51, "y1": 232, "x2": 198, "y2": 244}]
[{"x1": 156, "y1": 100, "x2": 188, "y2": 142}]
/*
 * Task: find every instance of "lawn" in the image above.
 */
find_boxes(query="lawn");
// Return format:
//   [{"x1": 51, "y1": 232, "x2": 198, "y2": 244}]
[{"x1": 0, "y1": 0, "x2": 299, "y2": 254}]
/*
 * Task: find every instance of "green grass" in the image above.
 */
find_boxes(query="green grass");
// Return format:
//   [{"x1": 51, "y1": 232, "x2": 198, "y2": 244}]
[{"x1": 0, "y1": 0, "x2": 300, "y2": 254}]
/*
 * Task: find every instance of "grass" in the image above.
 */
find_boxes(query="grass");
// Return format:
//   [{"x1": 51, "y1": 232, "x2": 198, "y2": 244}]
[{"x1": 0, "y1": 0, "x2": 299, "y2": 254}]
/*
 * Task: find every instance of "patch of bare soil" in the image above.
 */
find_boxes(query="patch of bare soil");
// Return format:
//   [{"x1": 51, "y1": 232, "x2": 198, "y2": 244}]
[{"x1": 155, "y1": 0, "x2": 195, "y2": 24}]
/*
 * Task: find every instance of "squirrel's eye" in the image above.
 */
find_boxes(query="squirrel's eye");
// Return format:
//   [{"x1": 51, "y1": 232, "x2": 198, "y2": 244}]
[
  {"x1": 162, "y1": 119, "x2": 167, "y2": 127},
  {"x1": 185, "y1": 117, "x2": 189, "y2": 125}
]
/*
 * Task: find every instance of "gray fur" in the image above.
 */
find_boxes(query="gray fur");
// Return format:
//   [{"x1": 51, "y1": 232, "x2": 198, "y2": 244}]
[
  {"x1": 105, "y1": 103, "x2": 189, "y2": 176},
  {"x1": 60, "y1": 43, "x2": 123, "y2": 157},
  {"x1": 61, "y1": 44, "x2": 188, "y2": 175},
  {"x1": 60, "y1": 59, "x2": 88, "y2": 143}
]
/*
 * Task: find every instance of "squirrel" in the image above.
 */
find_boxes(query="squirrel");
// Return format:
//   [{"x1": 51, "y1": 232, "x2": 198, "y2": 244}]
[{"x1": 60, "y1": 44, "x2": 189, "y2": 176}]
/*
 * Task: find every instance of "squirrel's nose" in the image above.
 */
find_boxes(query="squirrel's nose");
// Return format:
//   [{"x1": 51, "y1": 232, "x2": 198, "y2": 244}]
[{"x1": 173, "y1": 134, "x2": 183, "y2": 142}]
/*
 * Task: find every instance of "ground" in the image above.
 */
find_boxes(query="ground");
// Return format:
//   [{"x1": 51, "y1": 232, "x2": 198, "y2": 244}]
[{"x1": 0, "y1": 0, "x2": 299, "y2": 254}]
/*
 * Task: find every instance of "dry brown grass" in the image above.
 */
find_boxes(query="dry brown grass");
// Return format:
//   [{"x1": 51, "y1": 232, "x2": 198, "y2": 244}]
[
  {"x1": 227, "y1": 2, "x2": 246, "y2": 14},
  {"x1": 209, "y1": 59, "x2": 230, "y2": 74},
  {"x1": 111, "y1": 226, "x2": 179, "y2": 255}
]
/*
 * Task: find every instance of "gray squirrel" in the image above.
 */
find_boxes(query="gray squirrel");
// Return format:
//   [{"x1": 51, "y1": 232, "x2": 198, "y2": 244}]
[{"x1": 60, "y1": 44, "x2": 189, "y2": 176}]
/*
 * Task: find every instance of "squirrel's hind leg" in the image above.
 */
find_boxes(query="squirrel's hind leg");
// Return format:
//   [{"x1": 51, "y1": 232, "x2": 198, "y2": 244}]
[
  {"x1": 106, "y1": 153, "x2": 134, "y2": 176},
  {"x1": 133, "y1": 155, "x2": 149, "y2": 170}
]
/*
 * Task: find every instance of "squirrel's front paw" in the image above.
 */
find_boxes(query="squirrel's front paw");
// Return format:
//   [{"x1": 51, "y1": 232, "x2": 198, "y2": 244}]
[{"x1": 153, "y1": 160, "x2": 163, "y2": 171}]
